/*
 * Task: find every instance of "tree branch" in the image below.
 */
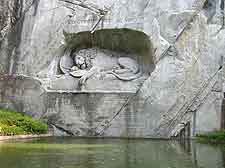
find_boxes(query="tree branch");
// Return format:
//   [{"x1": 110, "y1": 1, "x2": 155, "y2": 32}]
[
  {"x1": 58, "y1": 0, "x2": 107, "y2": 15},
  {"x1": 0, "y1": 0, "x2": 38, "y2": 42}
]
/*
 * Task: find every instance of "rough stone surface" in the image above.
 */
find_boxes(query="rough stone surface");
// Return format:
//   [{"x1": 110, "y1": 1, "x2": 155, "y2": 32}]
[{"x1": 0, "y1": 0, "x2": 225, "y2": 138}]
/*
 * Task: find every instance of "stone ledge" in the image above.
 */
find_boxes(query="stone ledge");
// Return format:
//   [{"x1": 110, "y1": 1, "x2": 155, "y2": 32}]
[{"x1": 0, "y1": 134, "x2": 52, "y2": 141}]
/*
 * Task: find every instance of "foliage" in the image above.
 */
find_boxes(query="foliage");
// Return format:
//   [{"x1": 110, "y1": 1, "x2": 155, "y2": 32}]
[
  {"x1": 196, "y1": 130, "x2": 225, "y2": 143},
  {"x1": 0, "y1": 108, "x2": 48, "y2": 136}
]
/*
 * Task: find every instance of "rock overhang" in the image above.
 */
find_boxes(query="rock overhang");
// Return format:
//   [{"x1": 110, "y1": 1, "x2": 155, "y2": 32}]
[{"x1": 63, "y1": 28, "x2": 155, "y2": 71}]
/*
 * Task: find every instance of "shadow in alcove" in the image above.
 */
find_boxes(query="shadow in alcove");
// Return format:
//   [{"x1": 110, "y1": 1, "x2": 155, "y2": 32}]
[
  {"x1": 63, "y1": 28, "x2": 154, "y2": 72},
  {"x1": 49, "y1": 28, "x2": 155, "y2": 93}
]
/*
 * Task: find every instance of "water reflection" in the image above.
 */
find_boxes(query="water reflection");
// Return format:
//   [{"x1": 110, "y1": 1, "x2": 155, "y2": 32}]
[
  {"x1": 0, "y1": 137, "x2": 224, "y2": 168},
  {"x1": 178, "y1": 139, "x2": 225, "y2": 168}
]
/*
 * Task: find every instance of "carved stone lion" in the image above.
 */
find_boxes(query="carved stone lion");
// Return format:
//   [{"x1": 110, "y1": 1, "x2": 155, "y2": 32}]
[{"x1": 59, "y1": 48, "x2": 142, "y2": 86}]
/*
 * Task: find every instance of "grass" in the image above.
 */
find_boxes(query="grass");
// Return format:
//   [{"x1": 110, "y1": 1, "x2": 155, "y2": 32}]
[
  {"x1": 0, "y1": 108, "x2": 48, "y2": 136},
  {"x1": 196, "y1": 130, "x2": 225, "y2": 144}
]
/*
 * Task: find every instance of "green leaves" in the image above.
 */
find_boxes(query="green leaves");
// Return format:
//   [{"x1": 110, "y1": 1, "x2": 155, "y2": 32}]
[
  {"x1": 196, "y1": 130, "x2": 225, "y2": 143},
  {"x1": 0, "y1": 109, "x2": 48, "y2": 136}
]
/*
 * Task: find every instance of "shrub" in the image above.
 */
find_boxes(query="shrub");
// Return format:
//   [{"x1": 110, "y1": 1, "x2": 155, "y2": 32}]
[
  {"x1": 0, "y1": 125, "x2": 25, "y2": 136},
  {"x1": 196, "y1": 130, "x2": 225, "y2": 143},
  {"x1": 0, "y1": 108, "x2": 48, "y2": 136}
]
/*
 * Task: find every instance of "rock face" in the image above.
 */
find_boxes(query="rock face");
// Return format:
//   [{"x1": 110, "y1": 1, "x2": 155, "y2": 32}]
[{"x1": 0, "y1": 0, "x2": 225, "y2": 138}]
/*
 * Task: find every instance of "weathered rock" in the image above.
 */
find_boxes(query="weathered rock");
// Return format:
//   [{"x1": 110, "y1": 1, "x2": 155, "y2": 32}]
[{"x1": 0, "y1": 0, "x2": 224, "y2": 138}]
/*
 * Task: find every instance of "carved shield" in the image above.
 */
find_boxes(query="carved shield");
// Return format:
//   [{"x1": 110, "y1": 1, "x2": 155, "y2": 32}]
[{"x1": 70, "y1": 70, "x2": 87, "y2": 78}]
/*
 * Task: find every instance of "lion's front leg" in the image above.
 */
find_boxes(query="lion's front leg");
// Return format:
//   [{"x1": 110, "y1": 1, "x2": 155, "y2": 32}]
[{"x1": 78, "y1": 67, "x2": 98, "y2": 86}]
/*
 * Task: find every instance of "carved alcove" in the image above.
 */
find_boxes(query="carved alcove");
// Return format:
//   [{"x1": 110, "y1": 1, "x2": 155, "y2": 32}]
[{"x1": 50, "y1": 28, "x2": 155, "y2": 93}]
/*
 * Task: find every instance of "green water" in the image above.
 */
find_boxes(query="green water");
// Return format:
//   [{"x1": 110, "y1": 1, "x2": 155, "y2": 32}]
[{"x1": 0, "y1": 138, "x2": 224, "y2": 168}]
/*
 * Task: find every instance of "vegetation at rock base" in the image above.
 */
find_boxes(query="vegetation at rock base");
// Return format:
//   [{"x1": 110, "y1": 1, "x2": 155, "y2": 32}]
[
  {"x1": 196, "y1": 130, "x2": 225, "y2": 143},
  {"x1": 0, "y1": 108, "x2": 48, "y2": 136}
]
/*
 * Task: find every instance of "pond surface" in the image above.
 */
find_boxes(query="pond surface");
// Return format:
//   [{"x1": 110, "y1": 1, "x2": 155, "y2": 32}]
[{"x1": 0, "y1": 137, "x2": 224, "y2": 168}]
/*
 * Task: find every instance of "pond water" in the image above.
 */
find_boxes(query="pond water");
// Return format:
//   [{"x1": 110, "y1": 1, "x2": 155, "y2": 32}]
[{"x1": 0, "y1": 137, "x2": 224, "y2": 168}]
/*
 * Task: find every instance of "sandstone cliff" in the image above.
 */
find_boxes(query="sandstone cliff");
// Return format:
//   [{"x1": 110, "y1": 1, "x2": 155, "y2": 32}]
[{"x1": 0, "y1": 0, "x2": 224, "y2": 138}]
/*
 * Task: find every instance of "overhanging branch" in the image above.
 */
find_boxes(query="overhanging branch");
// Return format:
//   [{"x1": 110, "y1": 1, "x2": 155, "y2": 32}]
[{"x1": 59, "y1": 0, "x2": 107, "y2": 15}]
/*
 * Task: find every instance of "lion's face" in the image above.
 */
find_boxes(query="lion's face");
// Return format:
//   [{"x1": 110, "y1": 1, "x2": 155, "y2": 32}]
[{"x1": 74, "y1": 55, "x2": 85, "y2": 66}]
